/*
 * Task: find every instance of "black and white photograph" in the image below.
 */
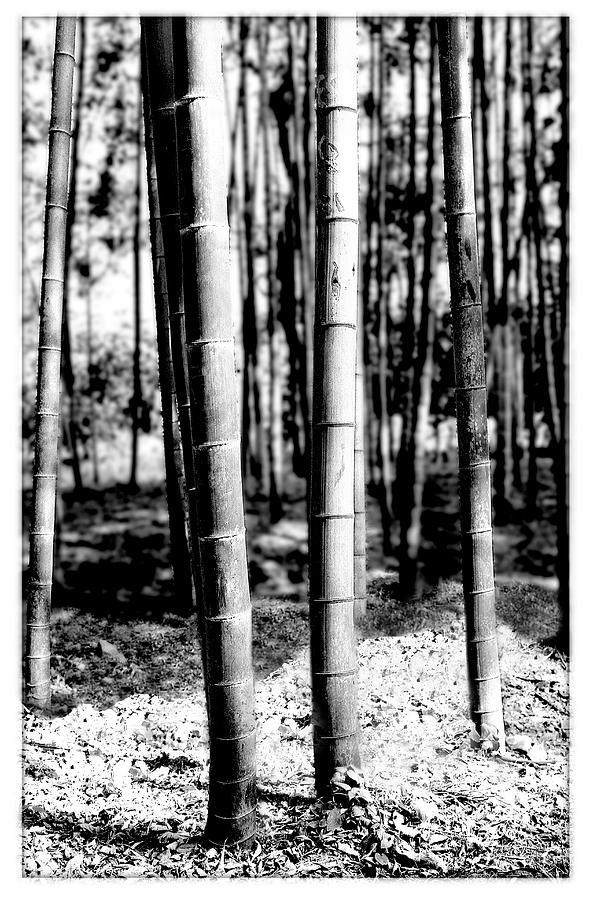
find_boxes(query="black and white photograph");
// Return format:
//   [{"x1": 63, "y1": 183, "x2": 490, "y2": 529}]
[{"x1": 16, "y1": 5, "x2": 581, "y2": 883}]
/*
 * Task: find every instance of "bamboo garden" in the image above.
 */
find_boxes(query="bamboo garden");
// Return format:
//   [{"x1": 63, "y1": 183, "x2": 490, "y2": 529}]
[{"x1": 21, "y1": 14, "x2": 569, "y2": 877}]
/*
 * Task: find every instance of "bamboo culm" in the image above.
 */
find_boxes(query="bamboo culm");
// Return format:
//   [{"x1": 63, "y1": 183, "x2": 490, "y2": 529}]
[
  {"x1": 141, "y1": 40, "x2": 194, "y2": 614},
  {"x1": 25, "y1": 17, "x2": 77, "y2": 709},
  {"x1": 172, "y1": 17, "x2": 257, "y2": 847},
  {"x1": 310, "y1": 16, "x2": 361, "y2": 794},
  {"x1": 141, "y1": 17, "x2": 203, "y2": 613},
  {"x1": 436, "y1": 17, "x2": 505, "y2": 748}
]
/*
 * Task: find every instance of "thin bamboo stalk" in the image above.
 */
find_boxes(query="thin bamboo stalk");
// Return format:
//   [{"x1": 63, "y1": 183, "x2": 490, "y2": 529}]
[
  {"x1": 129, "y1": 86, "x2": 143, "y2": 490},
  {"x1": 354, "y1": 282, "x2": 367, "y2": 622},
  {"x1": 310, "y1": 16, "x2": 360, "y2": 794},
  {"x1": 141, "y1": 17, "x2": 201, "y2": 606},
  {"x1": 259, "y1": 19, "x2": 283, "y2": 523},
  {"x1": 172, "y1": 17, "x2": 256, "y2": 847},
  {"x1": 141, "y1": 40, "x2": 194, "y2": 613},
  {"x1": 436, "y1": 16, "x2": 505, "y2": 748},
  {"x1": 25, "y1": 17, "x2": 77, "y2": 710}
]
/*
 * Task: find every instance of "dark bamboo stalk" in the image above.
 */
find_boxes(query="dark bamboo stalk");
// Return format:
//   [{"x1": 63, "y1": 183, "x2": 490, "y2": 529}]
[
  {"x1": 129, "y1": 84, "x2": 143, "y2": 491},
  {"x1": 141, "y1": 38, "x2": 194, "y2": 614},
  {"x1": 310, "y1": 16, "x2": 361, "y2": 793},
  {"x1": 25, "y1": 17, "x2": 77, "y2": 709},
  {"x1": 436, "y1": 16, "x2": 505, "y2": 748},
  {"x1": 354, "y1": 281, "x2": 367, "y2": 622},
  {"x1": 141, "y1": 17, "x2": 202, "y2": 607},
  {"x1": 259, "y1": 19, "x2": 283, "y2": 523},
  {"x1": 60, "y1": 15, "x2": 86, "y2": 495},
  {"x1": 172, "y1": 16, "x2": 256, "y2": 847},
  {"x1": 398, "y1": 19, "x2": 436, "y2": 585},
  {"x1": 494, "y1": 17, "x2": 514, "y2": 516},
  {"x1": 554, "y1": 16, "x2": 569, "y2": 648}
]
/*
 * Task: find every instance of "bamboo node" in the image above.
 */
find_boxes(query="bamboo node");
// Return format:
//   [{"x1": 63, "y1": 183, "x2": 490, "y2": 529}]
[{"x1": 180, "y1": 222, "x2": 228, "y2": 235}]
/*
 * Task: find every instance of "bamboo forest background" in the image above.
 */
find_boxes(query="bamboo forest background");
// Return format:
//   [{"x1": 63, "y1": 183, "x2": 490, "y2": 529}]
[{"x1": 21, "y1": 16, "x2": 568, "y2": 611}]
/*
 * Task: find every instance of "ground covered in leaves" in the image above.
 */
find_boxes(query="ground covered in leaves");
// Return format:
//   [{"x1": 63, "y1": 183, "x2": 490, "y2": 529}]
[
  {"x1": 21, "y1": 457, "x2": 567, "y2": 878},
  {"x1": 22, "y1": 579, "x2": 568, "y2": 878}
]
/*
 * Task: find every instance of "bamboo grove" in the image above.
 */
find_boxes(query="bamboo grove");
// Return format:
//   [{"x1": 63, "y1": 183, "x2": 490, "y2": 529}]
[{"x1": 23, "y1": 17, "x2": 569, "y2": 846}]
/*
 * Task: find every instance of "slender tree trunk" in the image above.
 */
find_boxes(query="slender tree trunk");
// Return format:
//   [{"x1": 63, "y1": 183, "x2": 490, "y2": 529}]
[
  {"x1": 494, "y1": 18, "x2": 514, "y2": 519},
  {"x1": 437, "y1": 16, "x2": 505, "y2": 748},
  {"x1": 310, "y1": 16, "x2": 360, "y2": 793},
  {"x1": 286, "y1": 19, "x2": 312, "y2": 489},
  {"x1": 259, "y1": 19, "x2": 283, "y2": 523},
  {"x1": 524, "y1": 17, "x2": 560, "y2": 449},
  {"x1": 554, "y1": 17, "x2": 569, "y2": 649},
  {"x1": 371, "y1": 20, "x2": 392, "y2": 554},
  {"x1": 141, "y1": 39, "x2": 194, "y2": 614},
  {"x1": 354, "y1": 283, "x2": 367, "y2": 622},
  {"x1": 172, "y1": 16, "x2": 256, "y2": 847},
  {"x1": 395, "y1": 18, "x2": 419, "y2": 529},
  {"x1": 60, "y1": 16, "x2": 86, "y2": 495},
  {"x1": 361, "y1": 19, "x2": 378, "y2": 488},
  {"x1": 84, "y1": 214, "x2": 100, "y2": 486},
  {"x1": 129, "y1": 88, "x2": 143, "y2": 491},
  {"x1": 398, "y1": 20, "x2": 436, "y2": 587},
  {"x1": 142, "y1": 17, "x2": 202, "y2": 612},
  {"x1": 25, "y1": 17, "x2": 77, "y2": 710}
]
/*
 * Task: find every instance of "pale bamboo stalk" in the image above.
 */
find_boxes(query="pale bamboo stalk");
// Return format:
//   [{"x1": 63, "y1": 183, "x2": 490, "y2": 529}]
[
  {"x1": 436, "y1": 16, "x2": 505, "y2": 748},
  {"x1": 310, "y1": 16, "x2": 360, "y2": 793},
  {"x1": 25, "y1": 17, "x2": 77, "y2": 709},
  {"x1": 172, "y1": 17, "x2": 256, "y2": 847}
]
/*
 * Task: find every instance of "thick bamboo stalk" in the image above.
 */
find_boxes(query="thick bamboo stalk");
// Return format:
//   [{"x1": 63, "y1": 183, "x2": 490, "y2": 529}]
[
  {"x1": 436, "y1": 17, "x2": 505, "y2": 747},
  {"x1": 172, "y1": 17, "x2": 256, "y2": 847},
  {"x1": 25, "y1": 17, "x2": 77, "y2": 710},
  {"x1": 310, "y1": 16, "x2": 360, "y2": 794},
  {"x1": 141, "y1": 41, "x2": 194, "y2": 613}
]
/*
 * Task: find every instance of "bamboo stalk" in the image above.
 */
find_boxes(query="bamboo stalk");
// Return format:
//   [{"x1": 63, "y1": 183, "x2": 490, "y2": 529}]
[
  {"x1": 310, "y1": 16, "x2": 361, "y2": 793},
  {"x1": 141, "y1": 18, "x2": 201, "y2": 606},
  {"x1": 129, "y1": 86, "x2": 143, "y2": 491},
  {"x1": 436, "y1": 16, "x2": 505, "y2": 748},
  {"x1": 172, "y1": 16, "x2": 256, "y2": 848},
  {"x1": 25, "y1": 17, "x2": 77, "y2": 710},
  {"x1": 258, "y1": 19, "x2": 283, "y2": 523},
  {"x1": 141, "y1": 40, "x2": 194, "y2": 614},
  {"x1": 354, "y1": 282, "x2": 367, "y2": 622}
]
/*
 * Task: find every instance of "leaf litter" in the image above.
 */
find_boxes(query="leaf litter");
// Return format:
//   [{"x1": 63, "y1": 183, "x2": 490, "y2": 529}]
[{"x1": 22, "y1": 579, "x2": 568, "y2": 878}]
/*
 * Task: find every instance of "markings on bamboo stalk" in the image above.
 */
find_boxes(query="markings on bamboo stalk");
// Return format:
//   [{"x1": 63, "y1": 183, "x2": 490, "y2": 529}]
[
  {"x1": 317, "y1": 136, "x2": 339, "y2": 173},
  {"x1": 331, "y1": 262, "x2": 341, "y2": 305},
  {"x1": 316, "y1": 73, "x2": 336, "y2": 108}
]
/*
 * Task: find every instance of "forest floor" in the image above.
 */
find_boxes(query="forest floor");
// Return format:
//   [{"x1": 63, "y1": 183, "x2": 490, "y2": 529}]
[{"x1": 21, "y1": 453, "x2": 569, "y2": 879}]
